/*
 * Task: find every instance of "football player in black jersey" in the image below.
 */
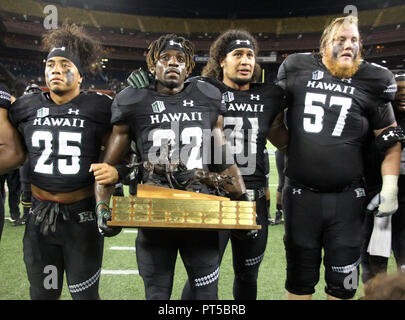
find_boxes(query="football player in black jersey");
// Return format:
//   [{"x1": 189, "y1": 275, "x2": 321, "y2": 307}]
[
  {"x1": 0, "y1": 66, "x2": 25, "y2": 176},
  {"x1": 0, "y1": 65, "x2": 26, "y2": 240},
  {"x1": 196, "y1": 29, "x2": 287, "y2": 300},
  {"x1": 124, "y1": 30, "x2": 288, "y2": 300},
  {"x1": 276, "y1": 15, "x2": 401, "y2": 300},
  {"x1": 361, "y1": 72, "x2": 405, "y2": 282},
  {"x1": 91, "y1": 34, "x2": 249, "y2": 300},
  {"x1": 0, "y1": 24, "x2": 113, "y2": 300}
]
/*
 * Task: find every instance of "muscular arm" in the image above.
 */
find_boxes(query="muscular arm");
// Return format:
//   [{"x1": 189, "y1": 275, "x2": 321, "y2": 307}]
[
  {"x1": 90, "y1": 124, "x2": 132, "y2": 206},
  {"x1": 374, "y1": 122, "x2": 401, "y2": 176},
  {"x1": 267, "y1": 111, "x2": 288, "y2": 151},
  {"x1": 212, "y1": 115, "x2": 246, "y2": 198},
  {"x1": 372, "y1": 122, "x2": 401, "y2": 216},
  {"x1": 0, "y1": 108, "x2": 26, "y2": 174}
]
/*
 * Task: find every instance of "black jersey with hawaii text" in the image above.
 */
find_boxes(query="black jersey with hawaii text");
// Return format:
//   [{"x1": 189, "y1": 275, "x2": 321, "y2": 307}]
[
  {"x1": 277, "y1": 53, "x2": 396, "y2": 190},
  {"x1": 111, "y1": 77, "x2": 225, "y2": 174},
  {"x1": 218, "y1": 82, "x2": 284, "y2": 188},
  {"x1": 9, "y1": 91, "x2": 112, "y2": 192}
]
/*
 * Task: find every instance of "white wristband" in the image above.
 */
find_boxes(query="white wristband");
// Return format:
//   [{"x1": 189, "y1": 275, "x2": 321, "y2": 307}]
[
  {"x1": 380, "y1": 175, "x2": 398, "y2": 197},
  {"x1": 379, "y1": 175, "x2": 399, "y2": 215}
]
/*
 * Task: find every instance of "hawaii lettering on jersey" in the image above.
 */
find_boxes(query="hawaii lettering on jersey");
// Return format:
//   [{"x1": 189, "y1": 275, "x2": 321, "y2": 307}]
[
  {"x1": 33, "y1": 117, "x2": 85, "y2": 128},
  {"x1": 150, "y1": 112, "x2": 203, "y2": 124},
  {"x1": 226, "y1": 103, "x2": 264, "y2": 113},
  {"x1": 306, "y1": 80, "x2": 356, "y2": 95}
]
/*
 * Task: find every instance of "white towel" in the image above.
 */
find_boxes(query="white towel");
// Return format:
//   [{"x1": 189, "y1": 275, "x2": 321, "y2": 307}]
[{"x1": 367, "y1": 215, "x2": 392, "y2": 258}]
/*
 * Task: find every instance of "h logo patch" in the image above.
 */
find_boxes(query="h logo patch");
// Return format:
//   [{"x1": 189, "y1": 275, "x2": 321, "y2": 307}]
[
  {"x1": 37, "y1": 107, "x2": 49, "y2": 118},
  {"x1": 222, "y1": 91, "x2": 234, "y2": 103},
  {"x1": 151, "y1": 101, "x2": 165, "y2": 113},
  {"x1": 312, "y1": 70, "x2": 324, "y2": 80},
  {"x1": 78, "y1": 211, "x2": 95, "y2": 223},
  {"x1": 354, "y1": 188, "x2": 366, "y2": 198}
]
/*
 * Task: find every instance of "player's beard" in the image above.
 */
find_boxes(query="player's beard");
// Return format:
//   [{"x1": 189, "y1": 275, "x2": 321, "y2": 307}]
[{"x1": 324, "y1": 52, "x2": 362, "y2": 79}]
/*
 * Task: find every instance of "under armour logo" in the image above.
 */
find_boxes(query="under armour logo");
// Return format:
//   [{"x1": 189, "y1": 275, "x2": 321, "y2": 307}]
[
  {"x1": 383, "y1": 131, "x2": 395, "y2": 140},
  {"x1": 78, "y1": 211, "x2": 95, "y2": 223},
  {"x1": 68, "y1": 108, "x2": 79, "y2": 115},
  {"x1": 250, "y1": 94, "x2": 260, "y2": 101},
  {"x1": 341, "y1": 78, "x2": 352, "y2": 84},
  {"x1": 235, "y1": 40, "x2": 251, "y2": 45},
  {"x1": 292, "y1": 188, "x2": 302, "y2": 195},
  {"x1": 169, "y1": 40, "x2": 182, "y2": 48},
  {"x1": 50, "y1": 46, "x2": 66, "y2": 53},
  {"x1": 354, "y1": 188, "x2": 366, "y2": 198},
  {"x1": 183, "y1": 100, "x2": 194, "y2": 107}
]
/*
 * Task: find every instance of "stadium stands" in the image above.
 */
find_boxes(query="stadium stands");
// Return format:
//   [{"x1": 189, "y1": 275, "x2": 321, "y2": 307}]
[{"x1": 1, "y1": 0, "x2": 405, "y2": 90}]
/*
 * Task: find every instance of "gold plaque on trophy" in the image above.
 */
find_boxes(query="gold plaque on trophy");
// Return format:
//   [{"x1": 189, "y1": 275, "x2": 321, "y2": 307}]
[{"x1": 107, "y1": 184, "x2": 260, "y2": 230}]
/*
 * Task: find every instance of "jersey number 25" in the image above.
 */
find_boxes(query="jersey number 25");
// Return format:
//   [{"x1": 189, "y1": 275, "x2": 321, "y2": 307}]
[{"x1": 32, "y1": 130, "x2": 82, "y2": 175}]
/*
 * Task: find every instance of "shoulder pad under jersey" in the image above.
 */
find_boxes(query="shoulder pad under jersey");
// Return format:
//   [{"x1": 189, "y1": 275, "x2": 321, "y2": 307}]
[
  {"x1": 356, "y1": 61, "x2": 397, "y2": 101},
  {"x1": 8, "y1": 91, "x2": 42, "y2": 125},
  {"x1": 191, "y1": 77, "x2": 222, "y2": 100},
  {"x1": 114, "y1": 86, "x2": 149, "y2": 106}
]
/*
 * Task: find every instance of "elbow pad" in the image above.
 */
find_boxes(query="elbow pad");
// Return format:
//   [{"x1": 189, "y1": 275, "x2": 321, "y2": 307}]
[{"x1": 375, "y1": 126, "x2": 405, "y2": 152}]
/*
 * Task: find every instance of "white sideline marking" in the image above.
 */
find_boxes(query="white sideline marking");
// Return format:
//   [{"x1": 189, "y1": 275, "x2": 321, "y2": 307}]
[
  {"x1": 123, "y1": 229, "x2": 138, "y2": 234},
  {"x1": 101, "y1": 270, "x2": 139, "y2": 275},
  {"x1": 110, "y1": 246, "x2": 135, "y2": 251}
]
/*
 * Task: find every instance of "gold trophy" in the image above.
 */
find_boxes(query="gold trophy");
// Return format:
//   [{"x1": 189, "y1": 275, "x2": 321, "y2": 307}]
[{"x1": 108, "y1": 184, "x2": 260, "y2": 230}]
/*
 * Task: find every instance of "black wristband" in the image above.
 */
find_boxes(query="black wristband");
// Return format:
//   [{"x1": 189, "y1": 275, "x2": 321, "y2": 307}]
[{"x1": 114, "y1": 163, "x2": 132, "y2": 182}]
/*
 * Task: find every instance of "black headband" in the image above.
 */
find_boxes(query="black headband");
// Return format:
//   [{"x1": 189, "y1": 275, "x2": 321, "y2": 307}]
[
  {"x1": 224, "y1": 39, "x2": 255, "y2": 55},
  {"x1": 161, "y1": 39, "x2": 185, "y2": 54},
  {"x1": 47, "y1": 46, "x2": 83, "y2": 76},
  {"x1": 395, "y1": 73, "x2": 405, "y2": 82}
]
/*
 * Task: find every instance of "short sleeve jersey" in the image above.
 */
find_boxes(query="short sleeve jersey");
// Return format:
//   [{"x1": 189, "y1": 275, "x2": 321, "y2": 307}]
[
  {"x1": 111, "y1": 77, "x2": 225, "y2": 173},
  {"x1": 9, "y1": 91, "x2": 112, "y2": 192},
  {"x1": 218, "y1": 81, "x2": 284, "y2": 188},
  {"x1": 276, "y1": 53, "x2": 396, "y2": 190}
]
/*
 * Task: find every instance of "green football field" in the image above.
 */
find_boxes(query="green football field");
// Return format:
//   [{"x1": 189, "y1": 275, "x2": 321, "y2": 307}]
[{"x1": 0, "y1": 145, "x2": 398, "y2": 300}]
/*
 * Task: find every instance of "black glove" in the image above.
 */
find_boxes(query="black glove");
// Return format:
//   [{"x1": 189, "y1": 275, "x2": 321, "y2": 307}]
[
  {"x1": 96, "y1": 202, "x2": 122, "y2": 237},
  {"x1": 127, "y1": 68, "x2": 153, "y2": 89},
  {"x1": 231, "y1": 192, "x2": 259, "y2": 240}
]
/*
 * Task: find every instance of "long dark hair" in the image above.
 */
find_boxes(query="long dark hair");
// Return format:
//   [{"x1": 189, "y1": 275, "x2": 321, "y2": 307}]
[
  {"x1": 202, "y1": 29, "x2": 261, "y2": 82},
  {"x1": 42, "y1": 23, "x2": 103, "y2": 74}
]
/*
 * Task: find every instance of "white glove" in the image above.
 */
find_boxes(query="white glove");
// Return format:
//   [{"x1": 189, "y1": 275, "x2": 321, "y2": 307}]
[{"x1": 371, "y1": 175, "x2": 399, "y2": 217}]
